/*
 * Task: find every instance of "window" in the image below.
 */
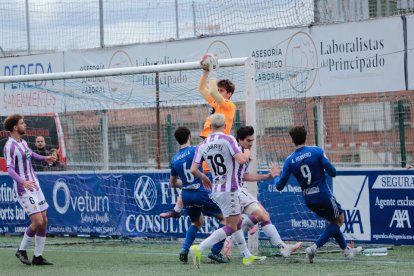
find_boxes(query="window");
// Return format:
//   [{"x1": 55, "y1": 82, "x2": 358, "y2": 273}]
[
  {"x1": 260, "y1": 106, "x2": 293, "y2": 136},
  {"x1": 339, "y1": 102, "x2": 391, "y2": 132}
]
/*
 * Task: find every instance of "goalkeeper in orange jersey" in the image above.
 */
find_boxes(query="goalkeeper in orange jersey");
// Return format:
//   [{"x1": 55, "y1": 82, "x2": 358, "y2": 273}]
[{"x1": 160, "y1": 55, "x2": 236, "y2": 219}]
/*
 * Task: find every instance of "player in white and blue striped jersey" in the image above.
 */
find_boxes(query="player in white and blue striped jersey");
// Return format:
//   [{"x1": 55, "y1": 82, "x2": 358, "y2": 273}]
[
  {"x1": 273, "y1": 126, "x2": 362, "y2": 263},
  {"x1": 189, "y1": 114, "x2": 266, "y2": 268},
  {"x1": 3, "y1": 114, "x2": 56, "y2": 266},
  {"x1": 170, "y1": 126, "x2": 228, "y2": 264}
]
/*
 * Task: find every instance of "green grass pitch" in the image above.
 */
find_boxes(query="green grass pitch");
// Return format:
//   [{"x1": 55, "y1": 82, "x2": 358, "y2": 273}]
[{"x1": 1, "y1": 237, "x2": 413, "y2": 276}]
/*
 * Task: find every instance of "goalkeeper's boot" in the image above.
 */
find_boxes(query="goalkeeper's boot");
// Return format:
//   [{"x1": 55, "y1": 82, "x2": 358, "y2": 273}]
[
  {"x1": 306, "y1": 246, "x2": 317, "y2": 264},
  {"x1": 15, "y1": 249, "x2": 31, "y2": 265},
  {"x1": 32, "y1": 255, "x2": 53, "y2": 265},
  {"x1": 190, "y1": 245, "x2": 202, "y2": 269},
  {"x1": 208, "y1": 252, "x2": 230, "y2": 263},
  {"x1": 344, "y1": 246, "x2": 362, "y2": 260},
  {"x1": 279, "y1": 242, "x2": 303, "y2": 257},
  {"x1": 160, "y1": 209, "x2": 181, "y2": 219},
  {"x1": 179, "y1": 249, "x2": 188, "y2": 263},
  {"x1": 242, "y1": 255, "x2": 266, "y2": 266}
]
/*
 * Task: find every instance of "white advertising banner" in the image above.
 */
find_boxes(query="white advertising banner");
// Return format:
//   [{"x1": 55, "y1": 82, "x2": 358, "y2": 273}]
[
  {"x1": 64, "y1": 16, "x2": 406, "y2": 105},
  {"x1": 0, "y1": 16, "x2": 408, "y2": 113},
  {"x1": 333, "y1": 175, "x2": 371, "y2": 241},
  {"x1": 0, "y1": 53, "x2": 64, "y2": 115},
  {"x1": 407, "y1": 14, "x2": 414, "y2": 90}
]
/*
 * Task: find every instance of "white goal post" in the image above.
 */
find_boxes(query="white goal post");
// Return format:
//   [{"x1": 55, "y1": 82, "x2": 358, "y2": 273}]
[{"x1": 0, "y1": 57, "x2": 260, "y2": 249}]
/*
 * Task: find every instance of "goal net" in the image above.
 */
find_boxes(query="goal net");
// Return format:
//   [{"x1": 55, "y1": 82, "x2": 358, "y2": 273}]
[{"x1": 0, "y1": 56, "x2": 316, "y2": 251}]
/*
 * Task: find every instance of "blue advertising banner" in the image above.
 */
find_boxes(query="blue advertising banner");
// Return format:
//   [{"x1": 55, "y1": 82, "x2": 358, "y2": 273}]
[
  {"x1": 0, "y1": 172, "x2": 219, "y2": 238},
  {"x1": 1, "y1": 170, "x2": 413, "y2": 245},
  {"x1": 259, "y1": 170, "x2": 414, "y2": 245}
]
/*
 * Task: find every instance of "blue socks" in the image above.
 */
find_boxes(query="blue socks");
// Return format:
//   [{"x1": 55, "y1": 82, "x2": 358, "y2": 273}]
[
  {"x1": 211, "y1": 238, "x2": 225, "y2": 254},
  {"x1": 316, "y1": 223, "x2": 346, "y2": 249},
  {"x1": 182, "y1": 225, "x2": 198, "y2": 252}
]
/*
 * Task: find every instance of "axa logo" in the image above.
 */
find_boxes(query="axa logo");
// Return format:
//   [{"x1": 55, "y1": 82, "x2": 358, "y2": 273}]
[
  {"x1": 134, "y1": 175, "x2": 157, "y2": 211},
  {"x1": 343, "y1": 209, "x2": 363, "y2": 234},
  {"x1": 389, "y1": 209, "x2": 411, "y2": 228}
]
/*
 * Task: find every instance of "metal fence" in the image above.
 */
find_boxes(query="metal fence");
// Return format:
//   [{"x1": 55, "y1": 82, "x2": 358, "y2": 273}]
[{"x1": 1, "y1": 0, "x2": 413, "y2": 56}]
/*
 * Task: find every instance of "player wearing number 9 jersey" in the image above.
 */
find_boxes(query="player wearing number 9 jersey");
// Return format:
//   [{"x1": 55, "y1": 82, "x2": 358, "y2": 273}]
[{"x1": 273, "y1": 126, "x2": 362, "y2": 263}]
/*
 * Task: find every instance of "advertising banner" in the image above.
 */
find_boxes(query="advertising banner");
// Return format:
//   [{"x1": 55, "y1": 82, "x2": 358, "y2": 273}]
[
  {"x1": 0, "y1": 53, "x2": 64, "y2": 116},
  {"x1": 1, "y1": 170, "x2": 413, "y2": 244},
  {"x1": 1, "y1": 16, "x2": 409, "y2": 113}
]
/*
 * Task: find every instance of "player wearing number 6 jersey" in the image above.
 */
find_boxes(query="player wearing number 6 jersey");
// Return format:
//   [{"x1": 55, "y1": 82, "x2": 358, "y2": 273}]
[
  {"x1": 273, "y1": 126, "x2": 362, "y2": 263},
  {"x1": 3, "y1": 114, "x2": 56, "y2": 266},
  {"x1": 189, "y1": 114, "x2": 266, "y2": 268},
  {"x1": 169, "y1": 126, "x2": 228, "y2": 264}
]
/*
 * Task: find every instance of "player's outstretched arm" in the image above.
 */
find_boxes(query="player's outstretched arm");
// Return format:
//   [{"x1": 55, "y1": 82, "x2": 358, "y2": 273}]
[
  {"x1": 198, "y1": 71, "x2": 211, "y2": 101},
  {"x1": 273, "y1": 162, "x2": 290, "y2": 191},
  {"x1": 244, "y1": 162, "x2": 277, "y2": 182},
  {"x1": 209, "y1": 80, "x2": 224, "y2": 104}
]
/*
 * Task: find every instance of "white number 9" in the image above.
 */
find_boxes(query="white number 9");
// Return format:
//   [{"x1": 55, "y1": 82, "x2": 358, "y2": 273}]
[{"x1": 300, "y1": 164, "x2": 311, "y2": 185}]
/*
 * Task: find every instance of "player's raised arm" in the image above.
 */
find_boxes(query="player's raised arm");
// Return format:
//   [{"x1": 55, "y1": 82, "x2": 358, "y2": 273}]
[
  {"x1": 209, "y1": 79, "x2": 224, "y2": 104},
  {"x1": 198, "y1": 71, "x2": 211, "y2": 101}
]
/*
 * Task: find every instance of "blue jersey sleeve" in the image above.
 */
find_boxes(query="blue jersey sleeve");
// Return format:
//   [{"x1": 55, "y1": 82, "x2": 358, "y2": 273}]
[{"x1": 320, "y1": 149, "x2": 336, "y2": 177}]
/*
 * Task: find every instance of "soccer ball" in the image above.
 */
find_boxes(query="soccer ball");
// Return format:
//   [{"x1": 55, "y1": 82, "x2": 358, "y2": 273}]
[{"x1": 200, "y1": 53, "x2": 218, "y2": 71}]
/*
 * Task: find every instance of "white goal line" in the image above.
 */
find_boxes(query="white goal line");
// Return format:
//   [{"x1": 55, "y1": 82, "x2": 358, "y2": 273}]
[{"x1": 0, "y1": 57, "x2": 249, "y2": 83}]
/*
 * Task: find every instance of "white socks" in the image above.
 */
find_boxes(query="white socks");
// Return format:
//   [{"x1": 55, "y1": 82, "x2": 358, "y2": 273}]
[
  {"x1": 198, "y1": 228, "x2": 227, "y2": 252},
  {"x1": 231, "y1": 230, "x2": 252, "y2": 258},
  {"x1": 19, "y1": 233, "x2": 33, "y2": 251},
  {"x1": 262, "y1": 223, "x2": 285, "y2": 248},
  {"x1": 34, "y1": 236, "x2": 46, "y2": 257}
]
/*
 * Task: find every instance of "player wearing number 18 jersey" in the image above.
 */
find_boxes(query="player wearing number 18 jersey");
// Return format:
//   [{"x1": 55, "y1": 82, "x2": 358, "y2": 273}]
[
  {"x1": 189, "y1": 114, "x2": 266, "y2": 268},
  {"x1": 273, "y1": 126, "x2": 362, "y2": 263},
  {"x1": 169, "y1": 126, "x2": 228, "y2": 264}
]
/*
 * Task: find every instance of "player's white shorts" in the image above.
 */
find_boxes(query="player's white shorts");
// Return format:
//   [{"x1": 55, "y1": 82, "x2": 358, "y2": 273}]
[
  {"x1": 15, "y1": 188, "x2": 49, "y2": 216},
  {"x1": 238, "y1": 187, "x2": 258, "y2": 211},
  {"x1": 210, "y1": 191, "x2": 241, "y2": 218}
]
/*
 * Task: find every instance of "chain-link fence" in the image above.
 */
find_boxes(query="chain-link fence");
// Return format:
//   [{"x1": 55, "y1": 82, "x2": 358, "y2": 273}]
[{"x1": 1, "y1": 0, "x2": 413, "y2": 56}]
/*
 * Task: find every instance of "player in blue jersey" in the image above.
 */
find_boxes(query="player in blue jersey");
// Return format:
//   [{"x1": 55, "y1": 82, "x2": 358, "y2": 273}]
[
  {"x1": 272, "y1": 126, "x2": 362, "y2": 263},
  {"x1": 169, "y1": 126, "x2": 229, "y2": 264}
]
